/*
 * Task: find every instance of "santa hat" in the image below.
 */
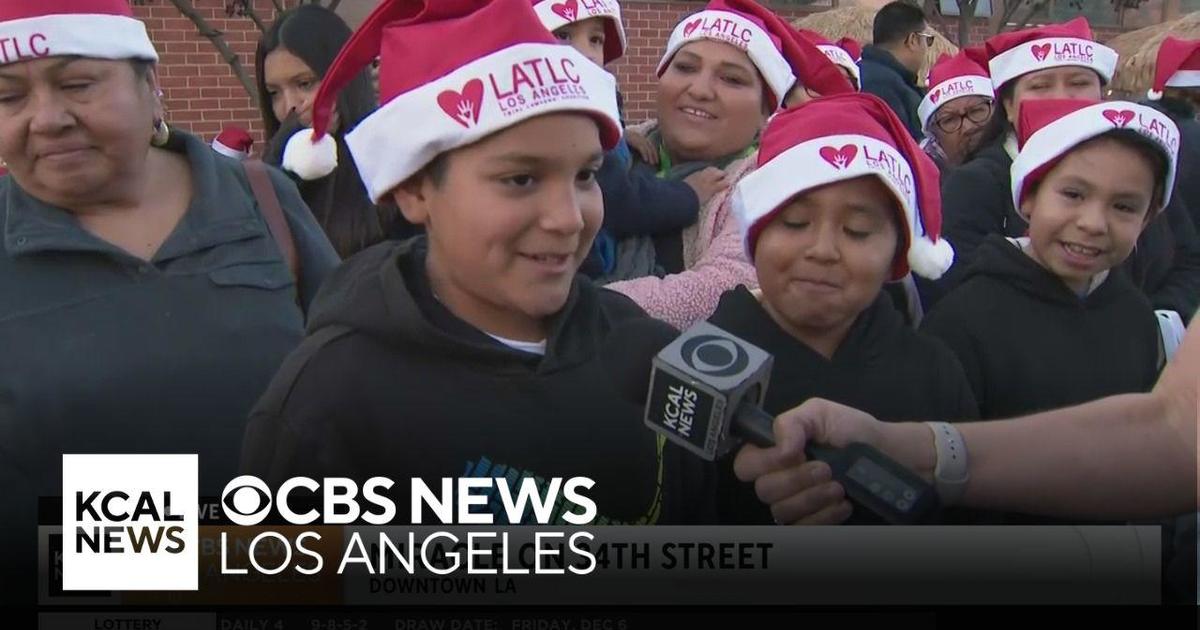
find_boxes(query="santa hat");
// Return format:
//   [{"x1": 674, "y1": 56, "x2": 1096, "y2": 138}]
[
  {"x1": 918, "y1": 52, "x2": 994, "y2": 132},
  {"x1": 212, "y1": 127, "x2": 254, "y2": 160},
  {"x1": 281, "y1": 0, "x2": 620, "y2": 201},
  {"x1": 1012, "y1": 99, "x2": 1179, "y2": 215},
  {"x1": 531, "y1": 0, "x2": 626, "y2": 63},
  {"x1": 1148, "y1": 36, "x2": 1200, "y2": 100},
  {"x1": 732, "y1": 93, "x2": 954, "y2": 280},
  {"x1": 796, "y1": 29, "x2": 860, "y2": 89},
  {"x1": 0, "y1": 0, "x2": 158, "y2": 64},
  {"x1": 657, "y1": 0, "x2": 794, "y2": 110},
  {"x1": 774, "y1": 24, "x2": 854, "y2": 101},
  {"x1": 836, "y1": 37, "x2": 861, "y2": 63},
  {"x1": 984, "y1": 17, "x2": 1117, "y2": 91}
]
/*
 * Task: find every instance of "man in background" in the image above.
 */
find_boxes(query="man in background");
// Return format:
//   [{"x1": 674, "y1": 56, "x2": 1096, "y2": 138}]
[{"x1": 860, "y1": 1, "x2": 932, "y2": 139}]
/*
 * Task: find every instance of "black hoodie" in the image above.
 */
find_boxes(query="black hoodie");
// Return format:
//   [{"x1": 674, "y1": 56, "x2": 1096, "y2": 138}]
[
  {"x1": 936, "y1": 137, "x2": 1200, "y2": 320},
  {"x1": 921, "y1": 234, "x2": 1160, "y2": 421},
  {"x1": 241, "y1": 237, "x2": 716, "y2": 525},
  {"x1": 707, "y1": 286, "x2": 979, "y2": 525}
]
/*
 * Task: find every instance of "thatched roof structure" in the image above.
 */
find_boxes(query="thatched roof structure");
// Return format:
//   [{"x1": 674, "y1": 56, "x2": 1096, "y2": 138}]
[
  {"x1": 1107, "y1": 12, "x2": 1200, "y2": 97},
  {"x1": 794, "y1": 6, "x2": 959, "y2": 84}
]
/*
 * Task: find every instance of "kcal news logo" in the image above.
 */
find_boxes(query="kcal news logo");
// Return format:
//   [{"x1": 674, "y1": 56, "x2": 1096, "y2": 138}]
[{"x1": 62, "y1": 454, "x2": 199, "y2": 591}]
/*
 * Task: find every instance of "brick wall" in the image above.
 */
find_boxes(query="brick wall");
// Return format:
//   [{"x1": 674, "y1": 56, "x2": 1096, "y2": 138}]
[
  {"x1": 130, "y1": 0, "x2": 1147, "y2": 143},
  {"x1": 133, "y1": 0, "x2": 281, "y2": 145}
]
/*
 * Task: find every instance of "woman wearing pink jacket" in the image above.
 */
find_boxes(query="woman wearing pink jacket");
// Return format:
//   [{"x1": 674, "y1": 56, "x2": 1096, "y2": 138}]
[{"x1": 608, "y1": 0, "x2": 855, "y2": 328}]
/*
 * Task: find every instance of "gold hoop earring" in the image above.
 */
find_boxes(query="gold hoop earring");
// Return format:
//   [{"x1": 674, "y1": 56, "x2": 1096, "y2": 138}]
[{"x1": 151, "y1": 118, "x2": 170, "y2": 147}]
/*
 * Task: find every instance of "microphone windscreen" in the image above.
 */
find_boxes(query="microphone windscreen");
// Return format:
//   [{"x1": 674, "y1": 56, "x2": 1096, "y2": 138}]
[{"x1": 599, "y1": 317, "x2": 680, "y2": 405}]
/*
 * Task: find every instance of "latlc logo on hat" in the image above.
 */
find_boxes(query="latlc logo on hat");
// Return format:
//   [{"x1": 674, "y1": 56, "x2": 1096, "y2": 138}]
[
  {"x1": 1028, "y1": 40, "x2": 1094, "y2": 66},
  {"x1": 819, "y1": 144, "x2": 857, "y2": 170},
  {"x1": 681, "y1": 14, "x2": 754, "y2": 49},
  {"x1": 551, "y1": 0, "x2": 579, "y2": 21},
  {"x1": 1102, "y1": 108, "x2": 1133, "y2": 128},
  {"x1": 438, "y1": 79, "x2": 485, "y2": 128},
  {"x1": 551, "y1": 0, "x2": 615, "y2": 22}
]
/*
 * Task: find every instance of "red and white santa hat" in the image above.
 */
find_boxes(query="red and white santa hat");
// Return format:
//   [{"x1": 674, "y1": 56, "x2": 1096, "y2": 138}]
[
  {"x1": 983, "y1": 17, "x2": 1117, "y2": 91},
  {"x1": 796, "y1": 29, "x2": 860, "y2": 89},
  {"x1": 657, "y1": 0, "x2": 794, "y2": 110},
  {"x1": 1011, "y1": 99, "x2": 1179, "y2": 214},
  {"x1": 0, "y1": 0, "x2": 158, "y2": 65},
  {"x1": 1148, "y1": 36, "x2": 1200, "y2": 100},
  {"x1": 836, "y1": 37, "x2": 861, "y2": 63},
  {"x1": 281, "y1": 0, "x2": 620, "y2": 200},
  {"x1": 212, "y1": 127, "x2": 254, "y2": 160},
  {"x1": 917, "y1": 51, "x2": 993, "y2": 132},
  {"x1": 771, "y1": 22, "x2": 854, "y2": 101},
  {"x1": 532, "y1": 0, "x2": 626, "y2": 63},
  {"x1": 732, "y1": 93, "x2": 954, "y2": 280}
]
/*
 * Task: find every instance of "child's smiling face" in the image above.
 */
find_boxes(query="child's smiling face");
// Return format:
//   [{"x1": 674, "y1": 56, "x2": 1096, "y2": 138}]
[
  {"x1": 391, "y1": 113, "x2": 605, "y2": 341},
  {"x1": 1021, "y1": 135, "x2": 1157, "y2": 294}
]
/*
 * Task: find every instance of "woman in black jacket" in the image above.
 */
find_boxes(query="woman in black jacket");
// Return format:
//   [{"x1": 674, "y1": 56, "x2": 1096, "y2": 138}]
[{"x1": 934, "y1": 19, "x2": 1200, "y2": 322}]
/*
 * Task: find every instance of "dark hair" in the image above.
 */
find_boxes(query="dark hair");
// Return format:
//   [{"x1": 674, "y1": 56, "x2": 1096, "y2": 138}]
[
  {"x1": 1025, "y1": 128, "x2": 1170, "y2": 210},
  {"x1": 872, "y1": 2, "x2": 926, "y2": 47},
  {"x1": 254, "y1": 5, "x2": 376, "y2": 140},
  {"x1": 130, "y1": 59, "x2": 154, "y2": 80}
]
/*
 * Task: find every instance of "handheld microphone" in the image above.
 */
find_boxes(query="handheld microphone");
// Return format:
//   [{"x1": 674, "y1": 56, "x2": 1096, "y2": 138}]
[{"x1": 603, "y1": 318, "x2": 940, "y2": 524}]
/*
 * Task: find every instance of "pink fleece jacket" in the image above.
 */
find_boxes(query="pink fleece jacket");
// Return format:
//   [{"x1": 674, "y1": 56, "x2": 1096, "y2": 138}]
[{"x1": 607, "y1": 155, "x2": 760, "y2": 330}]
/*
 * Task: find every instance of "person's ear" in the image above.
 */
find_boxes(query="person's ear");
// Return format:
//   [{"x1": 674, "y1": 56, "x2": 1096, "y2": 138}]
[
  {"x1": 143, "y1": 67, "x2": 166, "y2": 122},
  {"x1": 1003, "y1": 94, "x2": 1018, "y2": 126},
  {"x1": 390, "y1": 171, "x2": 436, "y2": 227},
  {"x1": 1019, "y1": 195, "x2": 1035, "y2": 222}
]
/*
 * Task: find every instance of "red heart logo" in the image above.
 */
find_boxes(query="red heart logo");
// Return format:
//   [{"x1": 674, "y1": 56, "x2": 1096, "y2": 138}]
[
  {"x1": 551, "y1": 0, "x2": 578, "y2": 22},
  {"x1": 1102, "y1": 108, "x2": 1134, "y2": 127},
  {"x1": 437, "y1": 79, "x2": 485, "y2": 129},
  {"x1": 929, "y1": 89, "x2": 941, "y2": 105},
  {"x1": 1030, "y1": 43, "x2": 1052, "y2": 62},
  {"x1": 819, "y1": 144, "x2": 858, "y2": 170},
  {"x1": 683, "y1": 18, "x2": 703, "y2": 38}
]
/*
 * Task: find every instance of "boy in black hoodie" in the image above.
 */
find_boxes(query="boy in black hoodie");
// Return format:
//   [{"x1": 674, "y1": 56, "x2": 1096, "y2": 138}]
[
  {"x1": 713, "y1": 94, "x2": 977, "y2": 525},
  {"x1": 241, "y1": 0, "x2": 727, "y2": 525},
  {"x1": 922, "y1": 99, "x2": 1176, "y2": 421}
]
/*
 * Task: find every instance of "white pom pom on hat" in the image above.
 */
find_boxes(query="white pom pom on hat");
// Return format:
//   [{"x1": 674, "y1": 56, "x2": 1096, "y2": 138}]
[
  {"x1": 282, "y1": 130, "x2": 338, "y2": 180},
  {"x1": 908, "y1": 236, "x2": 955, "y2": 280}
]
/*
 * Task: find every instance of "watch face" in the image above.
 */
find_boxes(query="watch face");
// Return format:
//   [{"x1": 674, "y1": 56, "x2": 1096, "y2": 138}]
[{"x1": 846, "y1": 456, "x2": 919, "y2": 513}]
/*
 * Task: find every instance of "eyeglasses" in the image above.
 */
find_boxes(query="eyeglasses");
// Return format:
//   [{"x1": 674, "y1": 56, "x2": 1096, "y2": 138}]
[
  {"x1": 914, "y1": 31, "x2": 937, "y2": 47},
  {"x1": 933, "y1": 100, "x2": 994, "y2": 134}
]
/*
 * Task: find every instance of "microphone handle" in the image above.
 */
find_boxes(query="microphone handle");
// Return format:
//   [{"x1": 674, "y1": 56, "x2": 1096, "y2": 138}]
[
  {"x1": 735, "y1": 400, "x2": 840, "y2": 461},
  {"x1": 736, "y1": 402, "x2": 776, "y2": 448}
]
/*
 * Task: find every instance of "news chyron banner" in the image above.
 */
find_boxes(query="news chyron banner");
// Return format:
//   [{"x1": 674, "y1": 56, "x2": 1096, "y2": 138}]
[{"x1": 40, "y1": 454, "x2": 1164, "y2": 615}]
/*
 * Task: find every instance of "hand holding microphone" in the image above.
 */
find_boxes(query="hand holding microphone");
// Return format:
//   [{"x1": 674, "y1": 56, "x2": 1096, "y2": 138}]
[{"x1": 603, "y1": 318, "x2": 939, "y2": 525}]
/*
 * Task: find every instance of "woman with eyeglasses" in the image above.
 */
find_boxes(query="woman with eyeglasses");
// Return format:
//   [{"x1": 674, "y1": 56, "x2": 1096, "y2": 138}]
[{"x1": 917, "y1": 52, "x2": 994, "y2": 173}]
